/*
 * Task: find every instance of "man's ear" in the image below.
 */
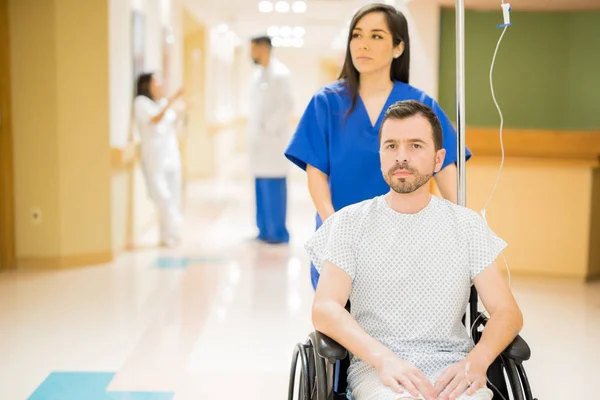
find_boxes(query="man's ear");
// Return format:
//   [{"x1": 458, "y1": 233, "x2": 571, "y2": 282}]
[{"x1": 434, "y1": 148, "x2": 446, "y2": 173}]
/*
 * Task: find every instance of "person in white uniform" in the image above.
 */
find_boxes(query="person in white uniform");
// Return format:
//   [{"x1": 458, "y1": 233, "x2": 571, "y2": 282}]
[
  {"x1": 248, "y1": 35, "x2": 294, "y2": 244},
  {"x1": 134, "y1": 73, "x2": 185, "y2": 247},
  {"x1": 307, "y1": 100, "x2": 524, "y2": 400}
]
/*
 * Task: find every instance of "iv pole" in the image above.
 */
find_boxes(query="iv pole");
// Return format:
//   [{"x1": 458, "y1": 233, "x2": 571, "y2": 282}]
[
  {"x1": 456, "y1": 0, "x2": 479, "y2": 339},
  {"x1": 456, "y1": 0, "x2": 466, "y2": 207}
]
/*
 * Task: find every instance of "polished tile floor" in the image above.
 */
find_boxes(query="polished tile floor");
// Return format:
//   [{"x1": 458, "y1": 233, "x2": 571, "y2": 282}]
[{"x1": 1, "y1": 176, "x2": 599, "y2": 399}]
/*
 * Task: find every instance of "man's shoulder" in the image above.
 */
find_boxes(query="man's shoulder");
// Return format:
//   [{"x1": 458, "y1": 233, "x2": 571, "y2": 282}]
[
  {"x1": 320, "y1": 198, "x2": 378, "y2": 239},
  {"x1": 335, "y1": 197, "x2": 380, "y2": 221},
  {"x1": 433, "y1": 197, "x2": 482, "y2": 224}
]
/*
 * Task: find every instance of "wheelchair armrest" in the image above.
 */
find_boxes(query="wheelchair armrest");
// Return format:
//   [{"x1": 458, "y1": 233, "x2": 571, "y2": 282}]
[
  {"x1": 473, "y1": 313, "x2": 531, "y2": 363},
  {"x1": 502, "y1": 334, "x2": 531, "y2": 363},
  {"x1": 314, "y1": 331, "x2": 348, "y2": 364}
]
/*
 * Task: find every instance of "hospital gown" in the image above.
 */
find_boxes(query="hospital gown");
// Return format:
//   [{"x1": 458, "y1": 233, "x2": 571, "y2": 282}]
[
  {"x1": 285, "y1": 80, "x2": 472, "y2": 289},
  {"x1": 305, "y1": 195, "x2": 506, "y2": 400}
]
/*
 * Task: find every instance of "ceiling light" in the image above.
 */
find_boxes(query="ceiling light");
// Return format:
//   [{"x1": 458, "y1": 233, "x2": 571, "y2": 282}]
[
  {"x1": 258, "y1": 1, "x2": 273, "y2": 12},
  {"x1": 267, "y1": 26, "x2": 280, "y2": 37},
  {"x1": 272, "y1": 37, "x2": 283, "y2": 47},
  {"x1": 291, "y1": 0, "x2": 306, "y2": 13},
  {"x1": 275, "y1": 1, "x2": 290, "y2": 13},
  {"x1": 292, "y1": 26, "x2": 305, "y2": 37},
  {"x1": 280, "y1": 26, "x2": 292, "y2": 37},
  {"x1": 291, "y1": 37, "x2": 304, "y2": 48}
]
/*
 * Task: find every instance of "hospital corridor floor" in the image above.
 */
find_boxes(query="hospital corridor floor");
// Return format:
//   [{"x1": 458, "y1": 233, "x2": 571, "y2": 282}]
[{"x1": 1, "y1": 178, "x2": 599, "y2": 400}]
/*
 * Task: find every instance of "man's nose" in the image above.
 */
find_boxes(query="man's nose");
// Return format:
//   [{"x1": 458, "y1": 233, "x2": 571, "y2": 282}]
[{"x1": 395, "y1": 146, "x2": 409, "y2": 163}]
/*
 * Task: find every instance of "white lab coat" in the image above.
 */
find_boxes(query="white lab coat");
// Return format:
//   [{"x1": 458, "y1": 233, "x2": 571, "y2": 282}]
[
  {"x1": 247, "y1": 58, "x2": 294, "y2": 178},
  {"x1": 133, "y1": 95, "x2": 183, "y2": 244}
]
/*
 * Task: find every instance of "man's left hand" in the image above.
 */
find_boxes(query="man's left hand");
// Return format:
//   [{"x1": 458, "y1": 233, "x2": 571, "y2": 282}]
[{"x1": 433, "y1": 355, "x2": 489, "y2": 400}]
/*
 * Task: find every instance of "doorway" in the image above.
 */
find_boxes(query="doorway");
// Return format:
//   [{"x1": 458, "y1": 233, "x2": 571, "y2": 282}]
[{"x1": 0, "y1": 0, "x2": 16, "y2": 271}]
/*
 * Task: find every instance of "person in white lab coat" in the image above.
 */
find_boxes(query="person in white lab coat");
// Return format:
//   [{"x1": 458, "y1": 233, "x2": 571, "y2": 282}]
[
  {"x1": 248, "y1": 35, "x2": 294, "y2": 244},
  {"x1": 134, "y1": 73, "x2": 185, "y2": 247}
]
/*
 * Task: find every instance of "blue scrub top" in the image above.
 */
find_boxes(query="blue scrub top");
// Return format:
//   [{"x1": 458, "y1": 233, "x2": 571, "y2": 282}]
[{"x1": 284, "y1": 80, "x2": 472, "y2": 288}]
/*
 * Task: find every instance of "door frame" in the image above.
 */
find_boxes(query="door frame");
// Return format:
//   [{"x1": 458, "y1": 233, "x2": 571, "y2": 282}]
[{"x1": 0, "y1": 0, "x2": 16, "y2": 270}]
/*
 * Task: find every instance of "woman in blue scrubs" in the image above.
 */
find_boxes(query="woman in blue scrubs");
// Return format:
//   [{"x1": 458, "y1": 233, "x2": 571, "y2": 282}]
[{"x1": 285, "y1": 3, "x2": 471, "y2": 290}]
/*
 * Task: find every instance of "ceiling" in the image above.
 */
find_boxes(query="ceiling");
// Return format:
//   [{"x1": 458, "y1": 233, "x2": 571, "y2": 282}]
[
  {"x1": 184, "y1": 0, "x2": 600, "y2": 53},
  {"x1": 185, "y1": 0, "x2": 365, "y2": 53}
]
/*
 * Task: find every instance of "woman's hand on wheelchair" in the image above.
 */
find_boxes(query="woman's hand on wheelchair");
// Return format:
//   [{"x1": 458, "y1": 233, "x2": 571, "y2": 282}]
[
  {"x1": 433, "y1": 355, "x2": 489, "y2": 400},
  {"x1": 375, "y1": 353, "x2": 437, "y2": 400}
]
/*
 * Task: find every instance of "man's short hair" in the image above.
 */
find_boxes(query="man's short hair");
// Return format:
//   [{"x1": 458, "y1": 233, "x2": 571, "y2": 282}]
[
  {"x1": 250, "y1": 35, "x2": 272, "y2": 48},
  {"x1": 379, "y1": 100, "x2": 443, "y2": 151}
]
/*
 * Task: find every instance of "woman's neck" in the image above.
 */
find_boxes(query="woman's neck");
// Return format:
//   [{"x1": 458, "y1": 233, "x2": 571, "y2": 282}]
[{"x1": 359, "y1": 70, "x2": 394, "y2": 97}]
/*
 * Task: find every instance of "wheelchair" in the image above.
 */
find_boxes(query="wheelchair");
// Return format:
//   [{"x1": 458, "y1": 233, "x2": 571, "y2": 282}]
[{"x1": 288, "y1": 287, "x2": 537, "y2": 400}]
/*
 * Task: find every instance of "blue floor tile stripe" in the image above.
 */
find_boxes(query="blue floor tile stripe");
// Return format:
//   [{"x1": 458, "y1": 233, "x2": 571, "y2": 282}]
[
  {"x1": 153, "y1": 256, "x2": 228, "y2": 269},
  {"x1": 28, "y1": 372, "x2": 174, "y2": 400}
]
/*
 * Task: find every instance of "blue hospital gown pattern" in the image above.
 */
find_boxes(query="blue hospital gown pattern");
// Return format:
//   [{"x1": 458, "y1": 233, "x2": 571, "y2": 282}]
[{"x1": 305, "y1": 195, "x2": 506, "y2": 400}]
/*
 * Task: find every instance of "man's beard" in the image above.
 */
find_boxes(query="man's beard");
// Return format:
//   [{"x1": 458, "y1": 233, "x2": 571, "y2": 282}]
[{"x1": 384, "y1": 161, "x2": 433, "y2": 194}]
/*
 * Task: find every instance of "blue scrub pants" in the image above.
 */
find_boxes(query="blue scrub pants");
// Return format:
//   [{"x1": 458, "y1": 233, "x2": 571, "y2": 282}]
[{"x1": 255, "y1": 178, "x2": 290, "y2": 244}]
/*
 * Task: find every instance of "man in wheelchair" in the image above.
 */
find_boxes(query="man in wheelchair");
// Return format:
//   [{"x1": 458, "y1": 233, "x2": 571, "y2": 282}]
[{"x1": 305, "y1": 100, "x2": 524, "y2": 400}]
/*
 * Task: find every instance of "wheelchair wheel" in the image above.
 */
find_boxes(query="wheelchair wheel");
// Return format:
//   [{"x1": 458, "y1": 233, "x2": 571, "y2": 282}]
[
  {"x1": 516, "y1": 362, "x2": 536, "y2": 400},
  {"x1": 487, "y1": 355, "x2": 537, "y2": 400},
  {"x1": 505, "y1": 357, "x2": 538, "y2": 400},
  {"x1": 288, "y1": 333, "x2": 330, "y2": 400}
]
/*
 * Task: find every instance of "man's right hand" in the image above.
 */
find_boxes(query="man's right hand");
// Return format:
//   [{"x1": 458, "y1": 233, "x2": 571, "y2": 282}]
[{"x1": 376, "y1": 354, "x2": 437, "y2": 400}]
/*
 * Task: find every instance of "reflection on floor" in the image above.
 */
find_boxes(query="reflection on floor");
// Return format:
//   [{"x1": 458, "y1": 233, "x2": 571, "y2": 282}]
[{"x1": 0, "y1": 177, "x2": 598, "y2": 399}]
